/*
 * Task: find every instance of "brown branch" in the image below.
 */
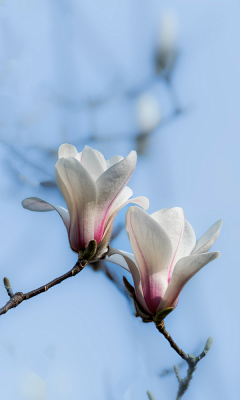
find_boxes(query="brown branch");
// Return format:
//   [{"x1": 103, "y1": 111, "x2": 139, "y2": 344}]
[
  {"x1": 156, "y1": 321, "x2": 213, "y2": 399},
  {"x1": 0, "y1": 259, "x2": 88, "y2": 316},
  {"x1": 156, "y1": 321, "x2": 188, "y2": 361}
]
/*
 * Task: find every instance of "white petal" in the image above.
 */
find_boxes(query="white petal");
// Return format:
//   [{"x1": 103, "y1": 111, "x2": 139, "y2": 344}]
[
  {"x1": 104, "y1": 195, "x2": 149, "y2": 239},
  {"x1": 151, "y1": 208, "x2": 196, "y2": 281},
  {"x1": 158, "y1": 252, "x2": 221, "y2": 311},
  {"x1": 94, "y1": 150, "x2": 137, "y2": 243},
  {"x1": 55, "y1": 157, "x2": 97, "y2": 251},
  {"x1": 75, "y1": 152, "x2": 82, "y2": 163},
  {"x1": 81, "y1": 146, "x2": 107, "y2": 181},
  {"x1": 105, "y1": 249, "x2": 136, "y2": 271},
  {"x1": 106, "y1": 186, "x2": 133, "y2": 218},
  {"x1": 192, "y1": 220, "x2": 223, "y2": 255},
  {"x1": 106, "y1": 247, "x2": 151, "y2": 314},
  {"x1": 126, "y1": 207, "x2": 173, "y2": 314},
  {"x1": 58, "y1": 143, "x2": 78, "y2": 159},
  {"x1": 22, "y1": 197, "x2": 70, "y2": 231},
  {"x1": 106, "y1": 155, "x2": 123, "y2": 169}
]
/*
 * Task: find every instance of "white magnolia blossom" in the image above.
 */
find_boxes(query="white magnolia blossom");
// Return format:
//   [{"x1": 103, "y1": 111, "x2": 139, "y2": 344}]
[
  {"x1": 22, "y1": 144, "x2": 149, "y2": 255},
  {"x1": 158, "y1": 10, "x2": 178, "y2": 54},
  {"x1": 136, "y1": 93, "x2": 161, "y2": 134},
  {"x1": 106, "y1": 206, "x2": 222, "y2": 315}
]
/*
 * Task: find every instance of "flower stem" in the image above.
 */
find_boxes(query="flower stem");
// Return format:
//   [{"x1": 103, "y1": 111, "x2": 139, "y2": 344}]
[{"x1": 155, "y1": 321, "x2": 188, "y2": 361}]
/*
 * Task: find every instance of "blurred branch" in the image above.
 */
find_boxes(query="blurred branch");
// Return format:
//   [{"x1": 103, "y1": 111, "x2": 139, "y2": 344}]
[
  {"x1": 0, "y1": 259, "x2": 88, "y2": 316},
  {"x1": 156, "y1": 321, "x2": 213, "y2": 399}
]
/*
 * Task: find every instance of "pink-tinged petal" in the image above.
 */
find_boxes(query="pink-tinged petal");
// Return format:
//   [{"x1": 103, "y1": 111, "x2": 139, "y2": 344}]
[
  {"x1": 103, "y1": 186, "x2": 132, "y2": 233},
  {"x1": 126, "y1": 207, "x2": 173, "y2": 314},
  {"x1": 58, "y1": 143, "x2": 78, "y2": 159},
  {"x1": 106, "y1": 186, "x2": 133, "y2": 220},
  {"x1": 22, "y1": 197, "x2": 70, "y2": 231},
  {"x1": 55, "y1": 157, "x2": 97, "y2": 251},
  {"x1": 192, "y1": 220, "x2": 222, "y2": 255},
  {"x1": 151, "y1": 208, "x2": 196, "y2": 282},
  {"x1": 94, "y1": 150, "x2": 137, "y2": 243},
  {"x1": 106, "y1": 155, "x2": 123, "y2": 169},
  {"x1": 106, "y1": 247, "x2": 152, "y2": 314},
  {"x1": 104, "y1": 196, "x2": 149, "y2": 238},
  {"x1": 158, "y1": 252, "x2": 221, "y2": 311},
  {"x1": 81, "y1": 146, "x2": 107, "y2": 181}
]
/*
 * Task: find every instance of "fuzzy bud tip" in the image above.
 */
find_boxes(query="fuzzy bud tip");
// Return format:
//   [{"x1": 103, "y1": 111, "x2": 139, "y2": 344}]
[
  {"x1": 3, "y1": 277, "x2": 11, "y2": 289},
  {"x1": 204, "y1": 337, "x2": 213, "y2": 352}
]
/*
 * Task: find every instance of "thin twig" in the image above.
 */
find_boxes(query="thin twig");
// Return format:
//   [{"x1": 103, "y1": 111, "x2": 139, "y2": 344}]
[
  {"x1": 0, "y1": 259, "x2": 87, "y2": 316},
  {"x1": 156, "y1": 321, "x2": 213, "y2": 399},
  {"x1": 156, "y1": 321, "x2": 188, "y2": 361},
  {"x1": 174, "y1": 337, "x2": 213, "y2": 400}
]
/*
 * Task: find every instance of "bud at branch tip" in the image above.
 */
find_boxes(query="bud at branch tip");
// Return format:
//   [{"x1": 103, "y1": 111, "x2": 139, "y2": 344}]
[
  {"x1": 204, "y1": 337, "x2": 213, "y2": 352},
  {"x1": 3, "y1": 277, "x2": 11, "y2": 289}
]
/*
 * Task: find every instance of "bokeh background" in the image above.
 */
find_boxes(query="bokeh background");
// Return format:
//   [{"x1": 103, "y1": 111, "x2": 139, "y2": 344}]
[{"x1": 0, "y1": 0, "x2": 238, "y2": 399}]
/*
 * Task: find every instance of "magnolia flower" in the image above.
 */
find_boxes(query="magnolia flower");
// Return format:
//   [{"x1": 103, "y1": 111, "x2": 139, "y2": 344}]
[
  {"x1": 155, "y1": 10, "x2": 178, "y2": 75},
  {"x1": 136, "y1": 93, "x2": 161, "y2": 134},
  {"x1": 22, "y1": 144, "x2": 149, "y2": 259},
  {"x1": 106, "y1": 206, "x2": 222, "y2": 317}
]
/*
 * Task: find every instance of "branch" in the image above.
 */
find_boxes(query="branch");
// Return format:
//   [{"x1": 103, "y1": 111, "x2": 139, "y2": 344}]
[
  {"x1": 174, "y1": 337, "x2": 213, "y2": 400},
  {"x1": 156, "y1": 321, "x2": 213, "y2": 399},
  {"x1": 156, "y1": 321, "x2": 188, "y2": 361},
  {"x1": 0, "y1": 259, "x2": 88, "y2": 316}
]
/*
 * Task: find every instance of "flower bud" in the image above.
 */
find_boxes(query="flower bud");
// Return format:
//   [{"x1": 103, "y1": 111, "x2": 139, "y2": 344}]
[
  {"x1": 147, "y1": 390, "x2": 155, "y2": 400},
  {"x1": 136, "y1": 93, "x2": 161, "y2": 134},
  {"x1": 204, "y1": 337, "x2": 213, "y2": 352},
  {"x1": 155, "y1": 10, "x2": 178, "y2": 75}
]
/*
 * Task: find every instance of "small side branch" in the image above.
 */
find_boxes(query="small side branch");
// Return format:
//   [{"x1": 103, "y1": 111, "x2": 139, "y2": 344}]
[
  {"x1": 0, "y1": 259, "x2": 87, "y2": 316},
  {"x1": 174, "y1": 337, "x2": 213, "y2": 400},
  {"x1": 156, "y1": 322, "x2": 213, "y2": 399}
]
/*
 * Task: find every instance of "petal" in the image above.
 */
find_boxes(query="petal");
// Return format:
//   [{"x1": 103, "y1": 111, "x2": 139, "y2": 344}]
[
  {"x1": 158, "y1": 251, "x2": 221, "y2": 311},
  {"x1": 192, "y1": 220, "x2": 223, "y2": 255},
  {"x1": 75, "y1": 152, "x2": 82, "y2": 163},
  {"x1": 58, "y1": 143, "x2": 78, "y2": 159},
  {"x1": 22, "y1": 197, "x2": 70, "y2": 231},
  {"x1": 126, "y1": 207, "x2": 173, "y2": 314},
  {"x1": 106, "y1": 247, "x2": 151, "y2": 314},
  {"x1": 106, "y1": 155, "x2": 123, "y2": 169},
  {"x1": 106, "y1": 186, "x2": 133, "y2": 218},
  {"x1": 94, "y1": 150, "x2": 137, "y2": 243},
  {"x1": 81, "y1": 146, "x2": 107, "y2": 181},
  {"x1": 151, "y1": 208, "x2": 196, "y2": 282},
  {"x1": 103, "y1": 189, "x2": 149, "y2": 238},
  {"x1": 55, "y1": 157, "x2": 97, "y2": 251}
]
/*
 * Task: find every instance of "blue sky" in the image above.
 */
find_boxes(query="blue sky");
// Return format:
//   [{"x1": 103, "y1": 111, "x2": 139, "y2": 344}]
[{"x1": 0, "y1": 0, "x2": 239, "y2": 399}]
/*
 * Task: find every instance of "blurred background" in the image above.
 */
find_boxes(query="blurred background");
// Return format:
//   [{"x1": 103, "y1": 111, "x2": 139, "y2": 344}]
[{"x1": 0, "y1": 0, "x2": 239, "y2": 399}]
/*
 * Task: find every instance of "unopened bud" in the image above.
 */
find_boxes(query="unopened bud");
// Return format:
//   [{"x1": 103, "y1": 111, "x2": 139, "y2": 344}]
[
  {"x1": 3, "y1": 277, "x2": 14, "y2": 297},
  {"x1": 155, "y1": 10, "x2": 178, "y2": 75},
  {"x1": 204, "y1": 337, "x2": 213, "y2": 352},
  {"x1": 158, "y1": 11, "x2": 178, "y2": 54},
  {"x1": 147, "y1": 390, "x2": 155, "y2": 400},
  {"x1": 136, "y1": 93, "x2": 161, "y2": 134},
  {"x1": 4, "y1": 277, "x2": 11, "y2": 290}
]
